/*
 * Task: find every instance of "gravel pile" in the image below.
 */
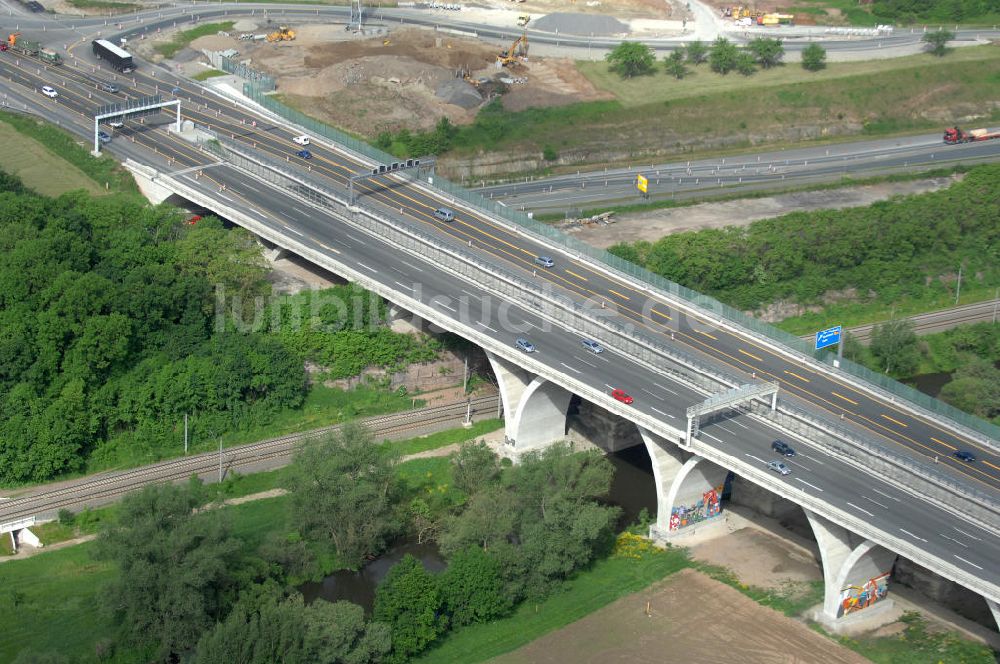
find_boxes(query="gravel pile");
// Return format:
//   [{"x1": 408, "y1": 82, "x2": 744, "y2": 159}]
[
  {"x1": 435, "y1": 78, "x2": 483, "y2": 109},
  {"x1": 532, "y1": 12, "x2": 629, "y2": 36}
]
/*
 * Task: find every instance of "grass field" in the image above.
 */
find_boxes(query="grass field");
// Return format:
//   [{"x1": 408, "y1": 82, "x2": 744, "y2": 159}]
[
  {"x1": 67, "y1": 0, "x2": 139, "y2": 11},
  {"x1": 442, "y1": 46, "x2": 1000, "y2": 173},
  {"x1": 579, "y1": 45, "x2": 1000, "y2": 109},
  {"x1": 192, "y1": 69, "x2": 227, "y2": 81},
  {"x1": 155, "y1": 22, "x2": 235, "y2": 59},
  {"x1": 0, "y1": 121, "x2": 105, "y2": 197},
  {"x1": 0, "y1": 111, "x2": 136, "y2": 193}
]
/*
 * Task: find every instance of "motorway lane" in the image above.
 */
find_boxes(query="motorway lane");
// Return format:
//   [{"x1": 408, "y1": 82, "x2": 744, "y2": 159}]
[
  {"x1": 210, "y1": 161, "x2": 1000, "y2": 584},
  {"x1": 7, "y1": 51, "x2": 997, "y2": 587},
  {"x1": 480, "y1": 135, "x2": 1000, "y2": 212},
  {"x1": 4, "y1": 50, "x2": 999, "y2": 494}
]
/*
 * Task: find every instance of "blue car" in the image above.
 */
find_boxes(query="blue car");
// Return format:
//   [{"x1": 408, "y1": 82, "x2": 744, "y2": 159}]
[
  {"x1": 953, "y1": 450, "x2": 977, "y2": 463},
  {"x1": 296, "y1": 149, "x2": 312, "y2": 159}
]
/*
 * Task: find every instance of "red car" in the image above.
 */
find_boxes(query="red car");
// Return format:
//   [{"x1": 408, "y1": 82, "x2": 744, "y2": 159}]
[
  {"x1": 611, "y1": 388, "x2": 633, "y2": 405},
  {"x1": 186, "y1": 215, "x2": 202, "y2": 225}
]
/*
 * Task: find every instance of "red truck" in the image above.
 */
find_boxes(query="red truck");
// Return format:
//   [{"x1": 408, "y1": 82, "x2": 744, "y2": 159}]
[{"x1": 943, "y1": 126, "x2": 1000, "y2": 144}]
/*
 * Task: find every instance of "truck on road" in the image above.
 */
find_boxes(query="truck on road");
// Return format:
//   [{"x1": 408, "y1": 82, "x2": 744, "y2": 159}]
[
  {"x1": 943, "y1": 126, "x2": 1000, "y2": 144},
  {"x1": 92, "y1": 38, "x2": 134, "y2": 73}
]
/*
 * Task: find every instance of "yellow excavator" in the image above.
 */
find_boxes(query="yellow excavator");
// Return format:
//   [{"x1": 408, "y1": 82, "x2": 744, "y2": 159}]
[
  {"x1": 266, "y1": 26, "x2": 296, "y2": 42},
  {"x1": 497, "y1": 33, "x2": 528, "y2": 66}
]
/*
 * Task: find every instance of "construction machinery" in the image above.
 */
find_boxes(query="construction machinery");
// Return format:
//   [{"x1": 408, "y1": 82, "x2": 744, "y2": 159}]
[
  {"x1": 266, "y1": 26, "x2": 296, "y2": 42},
  {"x1": 497, "y1": 33, "x2": 528, "y2": 67},
  {"x1": 6, "y1": 33, "x2": 60, "y2": 63},
  {"x1": 943, "y1": 126, "x2": 1000, "y2": 144}
]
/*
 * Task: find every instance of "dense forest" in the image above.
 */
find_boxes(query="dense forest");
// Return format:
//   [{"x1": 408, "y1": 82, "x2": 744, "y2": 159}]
[
  {"x1": 608, "y1": 166, "x2": 1000, "y2": 312},
  {"x1": 0, "y1": 172, "x2": 438, "y2": 484}
]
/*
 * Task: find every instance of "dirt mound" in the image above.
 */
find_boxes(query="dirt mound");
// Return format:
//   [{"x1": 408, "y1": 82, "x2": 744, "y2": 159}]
[{"x1": 224, "y1": 26, "x2": 607, "y2": 137}]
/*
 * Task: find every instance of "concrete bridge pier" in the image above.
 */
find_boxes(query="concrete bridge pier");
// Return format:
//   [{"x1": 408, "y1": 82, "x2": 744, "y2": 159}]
[
  {"x1": 805, "y1": 509, "x2": 898, "y2": 634},
  {"x1": 640, "y1": 428, "x2": 728, "y2": 541},
  {"x1": 486, "y1": 351, "x2": 572, "y2": 460}
]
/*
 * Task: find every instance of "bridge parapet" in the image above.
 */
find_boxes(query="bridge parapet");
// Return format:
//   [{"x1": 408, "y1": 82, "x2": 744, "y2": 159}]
[
  {"x1": 190, "y1": 137, "x2": 1000, "y2": 530},
  {"x1": 124, "y1": 158, "x2": 1000, "y2": 613}
]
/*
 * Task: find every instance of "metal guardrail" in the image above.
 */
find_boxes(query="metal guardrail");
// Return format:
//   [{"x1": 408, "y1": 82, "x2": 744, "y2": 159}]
[
  {"x1": 141, "y1": 160, "x2": 1000, "y2": 605},
  {"x1": 197, "y1": 135, "x2": 1000, "y2": 529},
  {"x1": 238, "y1": 81, "x2": 1000, "y2": 448}
]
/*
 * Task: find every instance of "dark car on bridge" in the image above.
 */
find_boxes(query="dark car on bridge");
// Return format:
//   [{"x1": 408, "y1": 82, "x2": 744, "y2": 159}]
[
  {"x1": 771, "y1": 440, "x2": 796, "y2": 457},
  {"x1": 296, "y1": 149, "x2": 312, "y2": 160},
  {"x1": 953, "y1": 450, "x2": 977, "y2": 463}
]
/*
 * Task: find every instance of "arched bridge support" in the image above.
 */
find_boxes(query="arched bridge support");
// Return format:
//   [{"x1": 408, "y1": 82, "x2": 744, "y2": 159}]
[
  {"x1": 640, "y1": 428, "x2": 728, "y2": 541},
  {"x1": 805, "y1": 509, "x2": 898, "y2": 633},
  {"x1": 486, "y1": 352, "x2": 572, "y2": 459}
]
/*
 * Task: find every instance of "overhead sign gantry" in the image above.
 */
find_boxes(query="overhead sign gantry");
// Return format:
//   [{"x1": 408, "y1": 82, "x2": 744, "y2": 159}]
[{"x1": 92, "y1": 94, "x2": 180, "y2": 155}]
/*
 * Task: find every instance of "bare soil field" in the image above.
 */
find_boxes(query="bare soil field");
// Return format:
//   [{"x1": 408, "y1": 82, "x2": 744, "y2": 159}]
[
  {"x1": 177, "y1": 26, "x2": 610, "y2": 136},
  {"x1": 490, "y1": 567, "x2": 868, "y2": 664},
  {"x1": 565, "y1": 176, "x2": 956, "y2": 248}
]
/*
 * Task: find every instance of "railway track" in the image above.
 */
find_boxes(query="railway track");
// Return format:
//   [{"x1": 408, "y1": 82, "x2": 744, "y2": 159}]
[
  {"x1": 799, "y1": 299, "x2": 1000, "y2": 345},
  {"x1": 0, "y1": 395, "x2": 500, "y2": 522}
]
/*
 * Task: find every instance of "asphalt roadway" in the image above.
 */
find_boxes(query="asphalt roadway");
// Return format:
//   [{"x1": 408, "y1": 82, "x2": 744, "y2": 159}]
[
  {"x1": 479, "y1": 132, "x2": 1000, "y2": 213},
  {"x1": 1, "y1": 44, "x2": 999, "y2": 591}
]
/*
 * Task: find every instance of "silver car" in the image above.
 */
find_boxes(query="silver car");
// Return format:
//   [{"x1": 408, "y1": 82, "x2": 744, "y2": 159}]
[
  {"x1": 580, "y1": 339, "x2": 604, "y2": 354},
  {"x1": 515, "y1": 338, "x2": 536, "y2": 353},
  {"x1": 534, "y1": 255, "x2": 555, "y2": 268},
  {"x1": 767, "y1": 460, "x2": 791, "y2": 476}
]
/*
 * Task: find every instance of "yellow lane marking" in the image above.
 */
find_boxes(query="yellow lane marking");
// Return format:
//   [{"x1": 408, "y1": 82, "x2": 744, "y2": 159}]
[
  {"x1": 880, "y1": 414, "x2": 908, "y2": 428},
  {"x1": 50, "y1": 60, "x2": 995, "y2": 477},
  {"x1": 318, "y1": 242, "x2": 341, "y2": 255},
  {"x1": 831, "y1": 391, "x2": 858, "y2": 406},
  {"x1": 930, "y1": 436, "x2": 957, "y2": 451},
  {"x1": 652, "y1": 308, "x2": 672, "y2": 321},
  {"x1": 565, "y1": 269, "x2": 588, "y2": 281},
  {"x1": 985, "y1": 461, "x2": 1000, "y2": 472},
  {"x1": 783, "y1": 370, "x2": 810, "y2": 383},
  {"x1": 697, "y1": 330, "x2": 719, "y2": 340},
  {"x1": 738, "y1": 348, "x2": 763, "y2": 362},
  {"x1": 607, "y1": 288, "x2": 631, "y2": 301}
]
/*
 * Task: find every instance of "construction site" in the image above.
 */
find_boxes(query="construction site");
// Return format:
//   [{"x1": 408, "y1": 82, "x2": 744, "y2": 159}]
[{"x1": 153, "y1": 21, "x2": 612, "y2": 137}]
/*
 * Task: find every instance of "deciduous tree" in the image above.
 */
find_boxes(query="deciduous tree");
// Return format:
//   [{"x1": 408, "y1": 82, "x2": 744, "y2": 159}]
[
  {"x1": 747, "y1": 37, "x2": 784, "y2": 68},
  {"x1": 605, "y1": 41, "x2": 656, "y2": 78},
  {"x1": 685, "y1": 39, "x2": 708, "y2": 65},
  {"x1": 709, "y1": 37, "x2": 739, "y2": 74},
  {"x1": 96, "y1": 483, "x2": 242, "y2": 660},
  {"x1": 285, "y1": 423, "x2": 400, "y2": 568},
  {"x1": 801, "y1": 43, "x2": 827, "y2": 71},
  {"x1": 922, "y1": 29, "x2": 954, "y2": 57},
  {"x1": 870, "y1": 319, "x2": 921, "y2": 377},
  {"x1": 373, "y1": 555, "x2": 446, "y2": 662},
  {"x1": 663, "y1": 50, "x2": 690, "y2": 79}
]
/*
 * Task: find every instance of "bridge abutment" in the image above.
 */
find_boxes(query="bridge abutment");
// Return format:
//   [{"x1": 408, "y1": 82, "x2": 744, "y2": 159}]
[
  {"x1": 805, "y1": 509, "x2": 898, "y2": 634},
  {"x1": 124, "y1": 162, "x2": 174, "y2": 205},
  {"x1": 486, "y1": 352, "x2": 571, "y2": 459}
]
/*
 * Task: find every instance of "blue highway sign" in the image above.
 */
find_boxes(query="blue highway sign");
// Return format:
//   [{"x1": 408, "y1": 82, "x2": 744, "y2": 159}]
[{"x1": 815, "y1": 325, "x2": 843, "y2": 351}]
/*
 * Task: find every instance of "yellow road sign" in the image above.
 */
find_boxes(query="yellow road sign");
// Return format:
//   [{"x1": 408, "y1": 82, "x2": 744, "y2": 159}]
[{"x1": 636, "y1": 174, "x2": 648, "y2": 193}]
